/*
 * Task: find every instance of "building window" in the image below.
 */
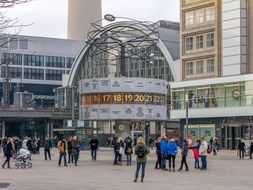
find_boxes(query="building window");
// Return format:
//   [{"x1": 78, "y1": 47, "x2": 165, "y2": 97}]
[
  {"x1": 207, "y1": 33, "x2": 215, "y2": 47},
  {"x1": 196, "y1": 9, "x2": 204, "y2": 24},
  {"x1": 185, "y1": 37, "x2": 193, "y2": 51},
  {"x1": 196, "y1": 60, "x2": 204, "y2": 74},
  {"x1": 66, "y1": 57, "x2": 75, "y2": 68},
  {"x1": 24, "y1": 68, "x2": 44, "y2": 80},
  {"x1": 24, "y1": 55, "x2": 44, "y2": 67},
  {"x1": 185, "y1": 11, "x2": 194, "y2": 27},
  {"x1": 207, "y1": 58, "x2": 215, "y2": 73},
  {"x1": 206, "y1": 6, "x2": 215, "y2": 22},
  {"x1": 19, "y1": 38, "x2": 28, "y2": 49},
  {"x1": 45, "y1": 56, "x2": 65, "y2": 68},
  {"x1": 46, "y1": 69, "x2": 65, "y2": 80},
  {"x1": 185, "y1": 61, "x2": 193, "y2": 75},
  {"x1": 2, "y1": 53, "x2": 22, "y2": 65},
  {"x1": 1, "y1": 67, "x2": 22, "y2": 79},
  {"x1": 196, "y1": 35, "x2": 204, "y2": 49}
]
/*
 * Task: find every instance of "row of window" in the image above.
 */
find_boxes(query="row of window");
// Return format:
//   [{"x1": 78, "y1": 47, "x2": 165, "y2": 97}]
[
  {"x1": 185, "y1": 6, "x2": 215, "y2": 28},
  {"x1": 0, "y1": 66, "x2": 69, "y2": 81},
  {"x1": 24, "y1": 55, "x2": 44, "y2": 67},
  {"x1": 1, "y1": 53, "x2": 75, "y2": 68},
  {"x1": 185, "y1": 58, "x2": 215, "y2": 76},
  {"x1": 171, "y1": 82, "x2": 253, "y2": 110},
  {"x1": 45, "y1": 69, "x2": 65, "y2": 81},
  {"x1": 185, "y1": 33, "x2": 214, "y2": 52},
  {"x1": 1, "y1": 53, "x2": 22, "y2": 65}
]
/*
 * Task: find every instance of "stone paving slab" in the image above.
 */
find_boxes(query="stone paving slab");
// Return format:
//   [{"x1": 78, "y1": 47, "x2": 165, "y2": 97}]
[{"x1": 0, "y1": 149, "x2": 252, "y2": 190}]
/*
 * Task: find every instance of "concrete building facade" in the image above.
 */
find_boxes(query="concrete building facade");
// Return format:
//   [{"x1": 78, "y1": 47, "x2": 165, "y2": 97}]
[{"x1": 170, "y1": 0, "x2": 253, "y2": 149}]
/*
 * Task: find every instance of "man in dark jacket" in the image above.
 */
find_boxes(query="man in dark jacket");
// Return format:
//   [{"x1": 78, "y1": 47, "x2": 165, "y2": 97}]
[
  {"x1": 89, "y1": 137, "x2": 99, "y2": 161},
  {"x1": 178, "y1": 139, "x2": 189, "y2": 171},
  {"x1": 238, "y1": 139, "x2": 245, "y2": 159},
  {"x1": 44, "y1": 138, "x2": 52, "y2": 160}
]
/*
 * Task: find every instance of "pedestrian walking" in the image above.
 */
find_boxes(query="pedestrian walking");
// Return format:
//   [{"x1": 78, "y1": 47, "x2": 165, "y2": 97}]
[
  {"x1": 199, "y1": 137, "x2": 208, "y2": 170},
  {"x1": 133, "y1": 137, "x2": 150, "y2": 183},
  {"x1": 2, "y1": 138, "x2": 14, "y2": 169},
  {"x1": 154, "y1": 137, "x2": 162, "y2": 169},
  {"x1": 89, "y1": 137, "x2": 99, "y2": 161},
  {"x1": 178, "y1": 139, "x2": 189, "y2": 172},
  {"x1": 238, "y1": 139, "x2": 245, "y2": 159},
  {"x1": 67, "y1": 137, "x2": 73, "y2": 163},
  {"x1": 36, "y1": 138, "x2": 41, "y2": 154},
  {"x1": 57, "y1": 138, "x2": 67, "y2": 166},
  {"x1": 72, "y1": 136, "x2": 80, "y2": 166},
  {"x1": 112, "y1": 134, "x2": 119, "y2": 165},
  {"x1": 44, "y1": 138, "x2": 52, "y2": 160},
  {"x1": 116, "y1": 137, "x2": 124, "y2": 166},
  {"x1": 124, "y1": 135, "x2": 133, "y2": 166},
  {"x1": 167, "y1": 138, "x2": 178, "y2": 172},
  {"x1": 160, "y1": 135, "x2": 169, "y2": 170},
  {"x1": 192, "y1": 143, "x2": 200, "y2": 169}
]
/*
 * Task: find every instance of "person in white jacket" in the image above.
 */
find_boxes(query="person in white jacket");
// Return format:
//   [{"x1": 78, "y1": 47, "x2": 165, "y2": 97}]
[{"x1": 199, "y1": 137, "x2": 208, "y2": 170}]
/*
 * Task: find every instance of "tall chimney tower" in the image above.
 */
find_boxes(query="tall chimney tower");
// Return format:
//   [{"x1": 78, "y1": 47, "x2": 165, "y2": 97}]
[{"x1": 68, "y1": 0, "x2": 102, "y2": 40}]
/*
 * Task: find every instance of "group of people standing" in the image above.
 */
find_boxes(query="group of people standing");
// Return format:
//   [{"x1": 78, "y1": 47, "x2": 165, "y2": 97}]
[
  {"x1": 112, "y1": 134, "x2": 134, "y2": 166},
  {"x1": 56, "y1": 136, "x2": 80, "y2": 166},
  {"x1": 154, "y1": 136, "x2": 209, "y2": 172},
  {"x1": 1, "y1": 136, "x2": 40, "y2": 169},
  {"x1": 237, "y1": 138, "x2": 253, "y2": 159}
]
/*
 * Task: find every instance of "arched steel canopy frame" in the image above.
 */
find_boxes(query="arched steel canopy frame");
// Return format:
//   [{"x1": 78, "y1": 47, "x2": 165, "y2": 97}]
[{"x1": 68, "y1": 21, "x2": 179, "y2": 87}]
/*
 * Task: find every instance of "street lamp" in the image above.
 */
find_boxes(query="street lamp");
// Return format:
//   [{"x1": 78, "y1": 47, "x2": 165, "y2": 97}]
[{"x1": 185, "y1": 93, "x2": 189, "y2": 139}]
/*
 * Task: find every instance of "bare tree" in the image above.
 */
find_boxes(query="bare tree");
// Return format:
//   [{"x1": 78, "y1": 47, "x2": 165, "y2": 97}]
[
  {"x1": 0, "y1": 0, "x2": 32, "y2": 47},
  {"x1": 0, "y1": 0, "x2": 32, "y2": 107},
  {"x1": 0, "y1": 0, "x2": 32, "y2": 8}
]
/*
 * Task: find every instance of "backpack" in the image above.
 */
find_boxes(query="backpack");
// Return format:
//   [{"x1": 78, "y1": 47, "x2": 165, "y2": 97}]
[
  {"x1": 136, "y1": 146, "x2": 145, "y2": 158},
  {"x1": 207, "y1": 144, "x2": 212, "y2": 154}
]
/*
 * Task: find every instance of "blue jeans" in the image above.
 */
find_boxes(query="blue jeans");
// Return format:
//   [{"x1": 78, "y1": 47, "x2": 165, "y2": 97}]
[
  {"x1": 135, "y1": 162, "x2": 146, "y2": 178},
  {"x1": 161, "y1": 154, "x2": 167, "y2": 169},
  {"x1": 126, "y1": 154, "x2": 132, "y2": 165},
  {"x1": 91, "y1": 149, "x2": 97, "y2": 160},
  {"x1": 194, "y1": 158, "x2": 200, "y2": 168},
  {"x1": 200, "y1": 155, "x2": 207, "y2": 170},
  {"x1": 58, "y1": 152, "x2": 67, "y2": 166}
]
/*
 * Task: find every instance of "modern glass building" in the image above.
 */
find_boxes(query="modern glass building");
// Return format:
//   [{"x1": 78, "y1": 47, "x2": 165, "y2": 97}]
[
  {"x1": 0, "y1": 35, "x2": 83, "y2": 137},
  {"x1": 173, "y1": 0, "x2": 253, "y2": 149}
]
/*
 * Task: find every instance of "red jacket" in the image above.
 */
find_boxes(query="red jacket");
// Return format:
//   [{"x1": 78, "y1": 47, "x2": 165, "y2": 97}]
[{"x1": 192, "y1": 147, "x2": 199, "y2": 158}]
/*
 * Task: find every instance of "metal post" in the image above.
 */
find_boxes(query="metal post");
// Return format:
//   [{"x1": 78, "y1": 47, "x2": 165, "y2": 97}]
[
  {"x1": 185, "y1": 94, "x2": 189, "y2": 139},
  {"x1": 71, "y1": 87, "x2": 75, "y2": 120},
  {"x1": 120, "y1": 44, "x2": 125, "y2": 76}
]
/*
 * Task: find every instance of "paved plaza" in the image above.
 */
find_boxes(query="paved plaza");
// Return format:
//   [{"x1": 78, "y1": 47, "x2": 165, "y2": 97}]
[{"x1": 0, "y1": 148, "x2": 252, "y2": 190}]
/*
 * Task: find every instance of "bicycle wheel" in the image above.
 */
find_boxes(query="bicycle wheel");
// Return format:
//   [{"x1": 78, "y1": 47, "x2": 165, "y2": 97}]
[
  {"x1": 14, "y1": 163, "x2": 19, "y2": 169},
  {"x1": 20, "y1": 162, "x2": 26, "y2": 169},
  {"x1": 27, "y1": 162, "x2": 32, "y2": 168}
]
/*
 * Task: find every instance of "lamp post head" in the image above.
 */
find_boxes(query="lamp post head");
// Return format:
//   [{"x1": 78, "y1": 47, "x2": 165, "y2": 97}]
[
  {"x1": 104, "y1": 14, "x2": 116, "y2": 22},
  {"x1": 185, "y1": 93, "x2": 189, "y2": 102}
]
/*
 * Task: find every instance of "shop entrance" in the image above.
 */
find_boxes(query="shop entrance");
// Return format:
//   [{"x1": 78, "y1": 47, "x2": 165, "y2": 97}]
[
  {"x1": 131, "y1": 130, "x2": 145, "y2": 146},
  {"x1": 224, "y1": 126, "x2": 244, "y2": 150}
]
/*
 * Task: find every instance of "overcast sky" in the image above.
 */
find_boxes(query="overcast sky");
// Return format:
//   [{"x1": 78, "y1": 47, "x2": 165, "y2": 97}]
[{"x1": 4, "y1": 0, "x2": 179, "y2": 39}]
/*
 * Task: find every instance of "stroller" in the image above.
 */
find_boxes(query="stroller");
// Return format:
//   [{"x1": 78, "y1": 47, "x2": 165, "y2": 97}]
[{"x1": 12, "y1": 148, "x2": 32, "y2": 169}]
